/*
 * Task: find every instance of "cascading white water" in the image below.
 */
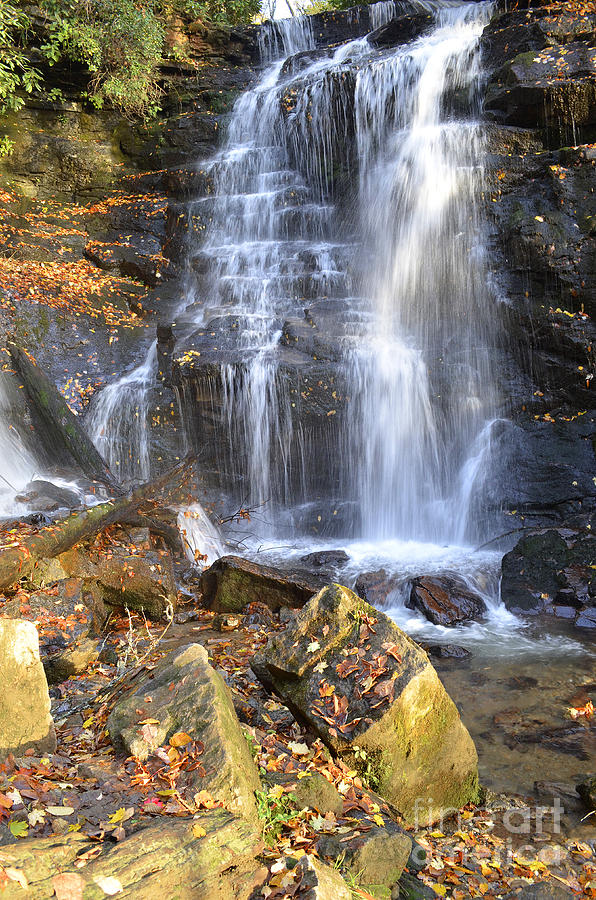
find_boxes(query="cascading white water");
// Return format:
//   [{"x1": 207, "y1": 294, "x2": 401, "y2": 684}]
[
  {"x1": 182, "y1": 2, "x2": 497, "y2": 544},
  {"x1": 0, "y1": 373, "x2": 38, "y2": 515},
  {"x1": 86, "y1": 343, "x2": 157, "y2": 485},
  {"x1": 348, "y1": 1, "x2": 496, "y2": 542}
]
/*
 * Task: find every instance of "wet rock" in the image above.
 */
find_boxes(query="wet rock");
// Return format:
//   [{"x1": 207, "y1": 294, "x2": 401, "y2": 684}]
[
  {"x1": 0, "y1": 619, "x2": 56, "y2": 758},
  {"x1": 0, "y1": 810, "x2": 263, "y2": 898},
  {"x1": 200, "y1": 555, "x2": 324, "y2": 613},
  {"x1": 299, "y1": 549, "x2": 349, "y2": 569},
  {"x1": 577, "y1": 774, "x2": 596, "y2": 810},
  {"x1": 501, "y1": 530, "x2": 596, "y2": 622},
  {"x1": 294, "y1": 773, "x2": 343, "y2": 817},
  {"x1": 354, "y1": 568, "x2": 399, "y2": 606},
  {"x1": 425, "y1": 644, "x2": 472, "y2": 660},
  {"x1": 280, "y1": 48, "x2": 334, "y2": 78},
  {"x1": 252, "y1": 584, "x2": 479, "y2": 824},
  {"x1": 107, "y1": 643, "x2": 260, "y2": 820},
  {"x1": 317, "y1": 821, "x2": 412, "y2": 896},
  {"x1": 407, "y1": 576, "x2": 486, "y2": 626},
  {"x1": 1, "y1": 579, "x2": 95, "y2": 657},
  {"x1": 16, "y1": 479, "x2": 81, "y2": 511},
  {"x1": 515, "y1": 884, "x2": 576, "y2": 900},
  {"x1": 294, "y1": 854, "x2": 351, "y2": 900},
  {"x1": 367, "y1": 13, "x2": 432, "y2": 49}
]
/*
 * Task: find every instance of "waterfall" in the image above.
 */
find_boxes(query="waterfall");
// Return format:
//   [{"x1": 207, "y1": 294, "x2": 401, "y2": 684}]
[
  {"x1": 182, "y1": 2, "x2": 497, "y2": 545},
  {"x1": 85, "y1": 343, "x2": 157, "y2": 485},
  {"x1": 0, "y1": 373, "x2": 38, "y2": 515},
  {"x1": 348, "y1": 1, "x2": 496, "y2": 542}
]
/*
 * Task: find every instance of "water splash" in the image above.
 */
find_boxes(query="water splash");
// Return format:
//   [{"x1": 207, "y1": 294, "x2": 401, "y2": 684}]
[{"x1": 177, "y1": 503, "x2": 225, "y2": 566}]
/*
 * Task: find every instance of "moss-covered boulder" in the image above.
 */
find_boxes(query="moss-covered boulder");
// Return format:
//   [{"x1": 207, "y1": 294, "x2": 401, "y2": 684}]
[
  {"x1": 252, "y1": 585, "x2": 478, "y2": 824},
  {"x1": 0, "y1": 619, "x2": 56, "y2": 758},
  {"x1": 107, "y1": 643, "x2": 260, "y2": 821},
  {"x1": 200, "y1": 554, "x2": 324, "y2": 613},
  {"x1": 0, "y1": 810, "x2": 263, "y2": 898},
  {"x1": 93, "y1": 547, "x2": 177, "y2": 620}
]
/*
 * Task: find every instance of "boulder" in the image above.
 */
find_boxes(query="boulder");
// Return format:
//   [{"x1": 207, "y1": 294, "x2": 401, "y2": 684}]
[
  {"x1": 0, "y1": 619, "x2": 56, "y2": 757},
  {"x1": 93, "y1": 548, "x2": 177, "y2": 620},
  {"x1": 200, "y1": 555, "x2": 324, "y2": 613},
  {"x1": 407, "y1": 576, "x2": 486, "y2": 626},
  {"x1": 299, "y1": 549, "x2": 349, "y2": 570},
  {"x1": 0, "y1": 810, "x2": 263, "y2": 899},
  {"x1": 354, "y1": 568, "x2": 399, "y2": 606},
  {"x1": 252, "y1": 584, "x2": 479, "y2": 824},
  {"x1": 293, "y1": 773, "x2": 343, "y2": 817},
  {"x1": 44, "y1": 637, "x2": 100, "y2": 683},
  {"x1": 577, "y1": 774, "x2": 596, "y2": 810},
  {"x1": 501, "y1": 530, "x2": 596, "y2": 626},
  {"x1": 294, "y1": 854, "x2": 351, "y2": 900},
  {"x1": 317, "y1": 820, "x2": 412, "y2": 896},
  {"x1": 107, "y1": 643, "x2": 260, "y2": 821}
]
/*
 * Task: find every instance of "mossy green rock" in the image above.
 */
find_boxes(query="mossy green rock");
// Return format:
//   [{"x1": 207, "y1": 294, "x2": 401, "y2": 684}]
[
  {"x1": 252, "y1": 584, "x2": 478, "y2": 824},
  {"x1": 293, "y1": 773, "x2": 343, "y2": 816},
  {"x1": 107, "y1": 644, "x2": 260, "y2": 821},
  {"x1": 0, "y1": 810, "x2": 264, "y2": 898},
  {"x1": 200, "y1": 554, "x2": 323, "y2": 613},
  {"x1": 317, "y1": 821, "x2": 412, "y2": 897}
]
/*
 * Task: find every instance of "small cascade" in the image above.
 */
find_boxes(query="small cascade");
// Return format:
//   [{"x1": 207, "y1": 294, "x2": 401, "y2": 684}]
[
  {"x1": 177, "y1": 503, "x2": 225, "y2": 566},
  {"x1": 86, "y1": 343, "x2": 157, "y2": 485},
  {"x1": 369, "y1": 1, "x2": 397, "y2": 30},
  {"x1": 258, "y1": 15, "x2": 315, "y2": 64},
  {"x1": 0, "y1": 374, "x2": 38, "y2": 515}
]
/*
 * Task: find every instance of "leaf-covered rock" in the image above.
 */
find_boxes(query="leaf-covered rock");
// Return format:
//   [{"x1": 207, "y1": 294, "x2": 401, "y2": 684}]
[
  {"x1": 0, "y1": 810, "x2": 263, "y2": 898},
  {"x1": 107, "y1": 643, "x2": 260, "y2": 821},
  {"x1": 252, "y1": 584, "x2": 478, "y2": 824}
]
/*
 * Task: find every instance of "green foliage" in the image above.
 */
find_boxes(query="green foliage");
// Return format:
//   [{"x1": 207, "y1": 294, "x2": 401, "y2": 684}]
[
  {"x1": 0, "y1": 135, "x2": 15, "y2": 157},
  {"x1": 255, "y1": 787, "x2": 301, "y2": 846},
  {"x1": 0, "y1": 0, "x2": 260, "y2": 120},
  {"x1": 40, "y1": 0, "x2": 165, "y2": 118},
  {"x1": 0, "y1": 0, "x2": 43, "y2": 114}
]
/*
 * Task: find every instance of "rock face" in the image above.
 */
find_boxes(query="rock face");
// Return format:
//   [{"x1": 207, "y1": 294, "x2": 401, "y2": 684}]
[
  {"x1": 501, "y1": 529, "x2": 596, "y2": 627},
  {"x1": 108, "y1": 643, "x2": 260, "y2": 820},
  {"x1": 93, "y1": 548, "x2": 177, "y2": 620},
  {"x1": 0, "y1": 619, "x2": 56, "y2": 757},
  {"x1": 0, "y1": 810, "x2": 263, "y2": 899},
  {"x1": 577, "y1": 774, "x2": 596, "y2": 810},
  {"x1": 200, "y1": 555, "x2": 324, "y2": 613},
  {"x1": 407, "y1": 576, "x2": 486, "y2": 626},
  {"x1": 252, "y1": 584, "x2": 479, "y2": 824}
]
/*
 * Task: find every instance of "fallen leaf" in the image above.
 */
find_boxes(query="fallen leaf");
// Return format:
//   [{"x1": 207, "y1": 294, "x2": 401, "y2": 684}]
[
  {"x1": 170, "y1": 731, "x2": 193, "y2": 747},
  {"x1": 191, "y1": 822, "x2": 206, "y2": 838},
  {"x1": 5, "y1": 867, "x2": 28, "y2": 889},
  {"x1": 93, "y1": 875, "x2": 124, "y2": 895},
  {"x1": 52, "y1": 872, "x2": 85, "y2": 900}
]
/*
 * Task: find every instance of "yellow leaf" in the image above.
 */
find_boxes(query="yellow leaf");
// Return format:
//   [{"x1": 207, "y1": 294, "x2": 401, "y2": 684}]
[
  {"x1": 192, "y1": 823, "x2": 206, "y2": 838},
  {"x1": 108, "y1": 808, "x2": 126, "y2": 825},
  {"x1": 430, "y1": 830, "x2": 445, "y2": 838},
  {"x1": 431, "y1": 886, "x2": 447, "y2": 896},
  {"x1": 83, "y1": 717, "x2": 94, "y2": 728},
  {"x1": 373, "y1": 814, "x2": 384, "y2": 827},
  {"x1": 170, "y1": 731, "x2": 193, "y2": 748}
]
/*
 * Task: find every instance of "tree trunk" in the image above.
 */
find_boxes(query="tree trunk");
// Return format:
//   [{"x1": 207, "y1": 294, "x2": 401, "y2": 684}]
[
  {"x1": 7, "y1": 342, "x2": 121, "y2": 494},
  {"x1": 0, "y1": 457, "x2": 195, "y2": 591}
]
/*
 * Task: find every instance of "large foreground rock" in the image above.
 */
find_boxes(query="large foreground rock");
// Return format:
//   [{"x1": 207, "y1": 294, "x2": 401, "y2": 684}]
[
  {"x1": 0, "y1": 619, "x2": 56, "y2": 758},
  {"x1": 0, "y1": 811, "x2": 263, "y2": 899},
  {"x1": 108, "y1": 643, "x2": 260, "y2": 820},
  {"x1": 200, "y1": 554, "x2": 324, "y2": 612},
  {"x1": 252, "y1": 584, "x2": 478, "y2": 824}
]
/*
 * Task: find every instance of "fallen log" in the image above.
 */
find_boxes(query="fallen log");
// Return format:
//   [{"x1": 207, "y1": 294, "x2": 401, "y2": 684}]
[
  {"x1": 7, "y1": 342, "x2": 121, "y2": 494},
  {"x1": 0, "y1": 456, "x2": 195, "y2": 592}
]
